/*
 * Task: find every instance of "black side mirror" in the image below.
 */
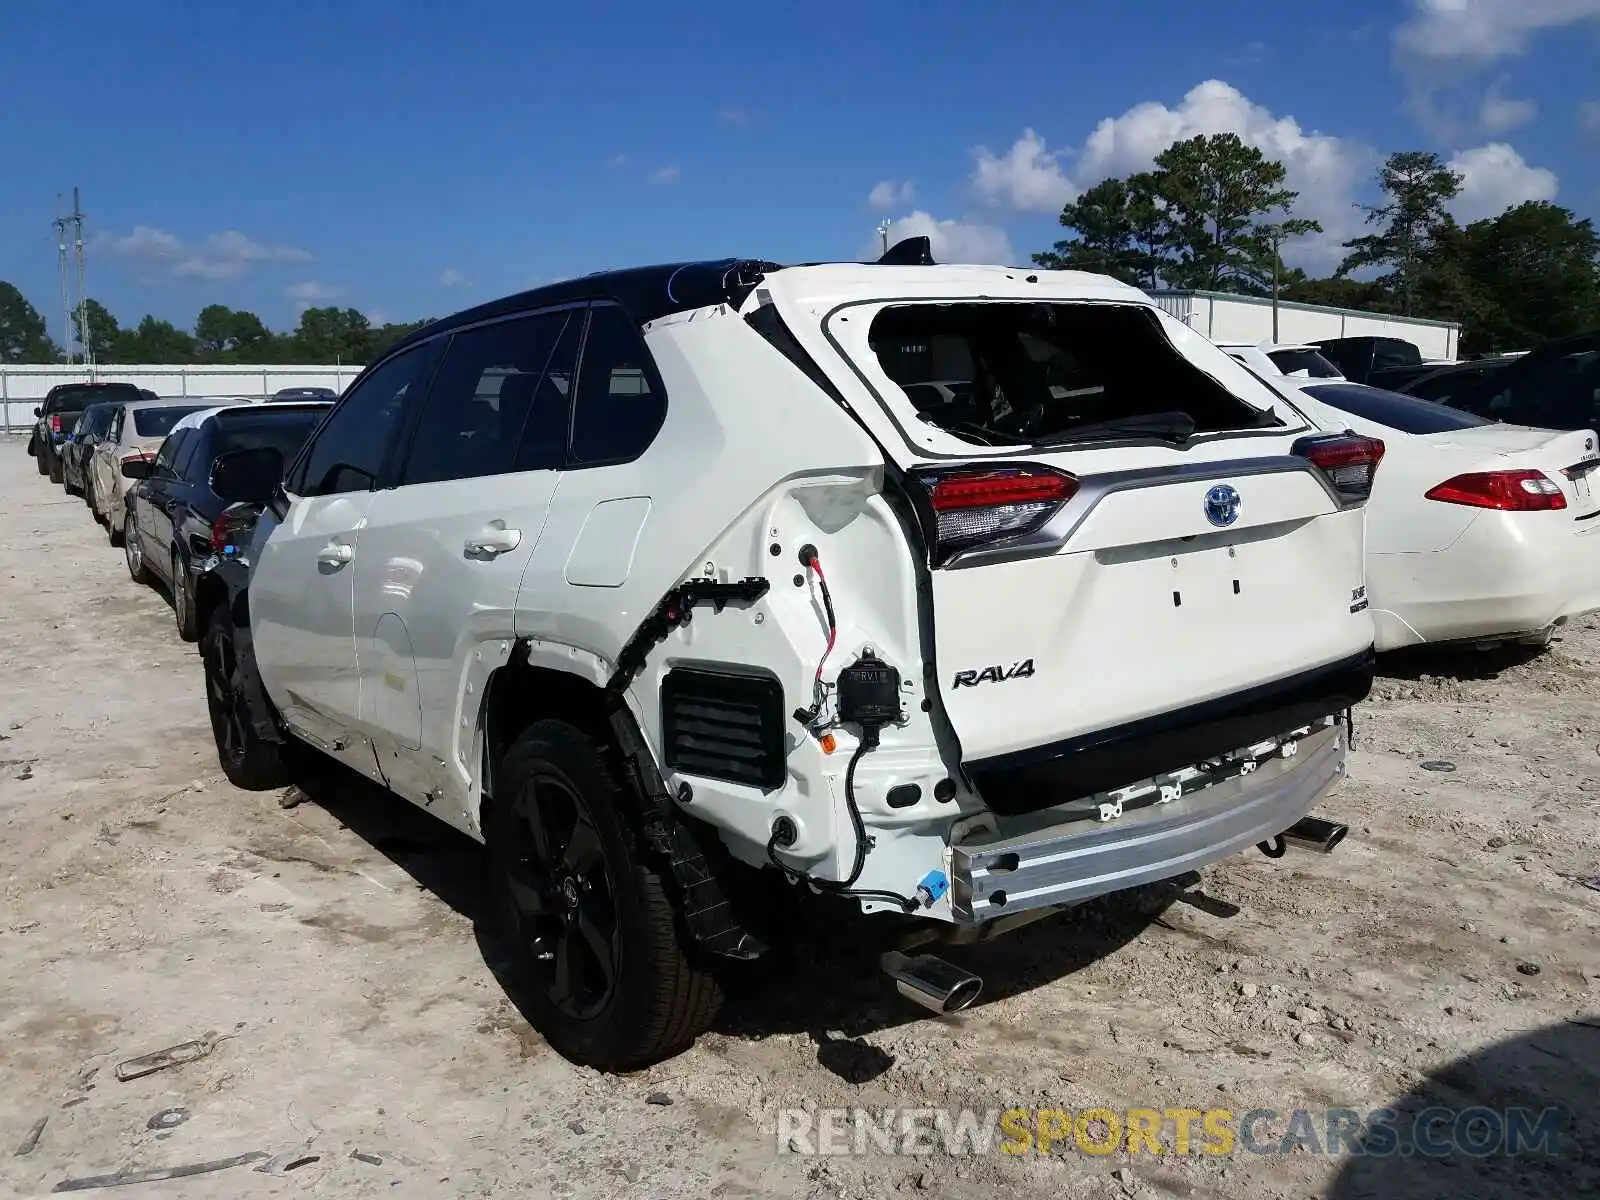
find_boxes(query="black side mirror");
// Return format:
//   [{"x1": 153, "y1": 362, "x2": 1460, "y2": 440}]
[
  {"x1": 121, "y1": 458, "x2": 154, "y2": 480},
  {"x1": 33, "y1": 407, "x2": 42, "y2": 417},
  {"x1": 210, "y1": 446, "x2": 285, "y2": 504}
]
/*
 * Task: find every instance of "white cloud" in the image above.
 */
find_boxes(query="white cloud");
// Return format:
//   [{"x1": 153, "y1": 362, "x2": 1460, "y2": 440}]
[
  {"x1": 438, "y1": 268, "x2": 466, "y2": 288},
  {"x1": 719, "y1": 105, "x2": 752, "y2": 126},
  {"x1": 1479, "y1": 78, "x2": 1537, "y2": 132},
  {"x1": 100, "y1": 225, "x2": 312, "y2": 283},
  {"x1": 875, "y1": 211, "x2": 1014, "y2": 265},
  {"x1": 997, "y1": 80, "x2": 1371, "y2": 271},
  {"x1": 649, "y1": 165, "x2": 682, "y2": 185},
  {"x1": 1581, "y1": 100, "x2": 1600, "y2": 141},
  {"x1": 1396, "y1": 0, "x2": 1600, "y2": 63},
  {"x1": 970, "y1": 128, "x2": 1076, "y2": 214},
  {"x1": 607, "y1": 153, "x2": 630, "y2": 169},
  {"x1": 284, "y1": 280, "x2": 344, "y2": 308},
  {"x1": 1447, "y1": 143, "x2": 1559, "y2": 221},
  {"x1": 867, "y1": 180, "x2": 915, "y2": 210}
]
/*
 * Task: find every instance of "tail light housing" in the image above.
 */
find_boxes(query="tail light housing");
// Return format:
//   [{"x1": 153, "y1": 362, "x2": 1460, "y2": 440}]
[
  {"x1": 1292, "y1": 433, "x2": 1385, "y2": 505},
  {"x1": 912, "y1": 464, "x2": 1078, "y2": 564},
  {"x1": 1426, "y1": 470, "x2": 1567, "y2": 511},
  {"x1": 209, "y1": 506, "x2": 257, "y2": 557},
  {"x1": 49, "y1": 415, "x2": 63, "y2": 435}
]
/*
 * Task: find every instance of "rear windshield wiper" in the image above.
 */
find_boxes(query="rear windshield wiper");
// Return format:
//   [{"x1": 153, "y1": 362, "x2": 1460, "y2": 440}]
[{"x1": 1038, "y1": 411, "x2": 1198, "y2": 446}]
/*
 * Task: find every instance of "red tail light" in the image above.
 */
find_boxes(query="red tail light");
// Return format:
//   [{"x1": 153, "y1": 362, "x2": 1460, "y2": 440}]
[
  {"x1": 1425, "y1": 470, "x2": 1567, "y2": 511},
  {"x1": 121, "y1": 451, "x2": 150, "y2": 468},
  {"x1": 209, "y1": 514, "x2": 233, "y2": 554},
  {"x1": 1292, "y1": 433, "x2": 1385, "y2": 504},
  {"x1": 49, "y1": 415, "x2": 62, "y2": 434},
  {"x1": 916, "y1": 465, "x2": 1078, "y2": 563}
]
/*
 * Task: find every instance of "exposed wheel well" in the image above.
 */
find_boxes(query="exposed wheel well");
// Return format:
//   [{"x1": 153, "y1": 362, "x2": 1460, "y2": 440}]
[{"x1": 480, "y1": 656, "x2": 618, "y2": 803}]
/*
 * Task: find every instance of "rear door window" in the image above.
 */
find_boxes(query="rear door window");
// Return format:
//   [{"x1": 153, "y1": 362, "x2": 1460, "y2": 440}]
[
  {"x1": 398, "y1": 311, "x2": 570, "y2": 485},
  {"x1": 1301, "y1": 384, "x2": 1494, "y2": 434}
]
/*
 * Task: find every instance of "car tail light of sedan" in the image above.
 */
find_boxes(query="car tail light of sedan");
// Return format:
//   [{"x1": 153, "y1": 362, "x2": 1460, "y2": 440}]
[
  {"x1": 1425, "y1": 470, "x2": 1567, "y2": 511},
  {"x1": 1292, "y1": 433, "x2": 1386, "y2": 504}
]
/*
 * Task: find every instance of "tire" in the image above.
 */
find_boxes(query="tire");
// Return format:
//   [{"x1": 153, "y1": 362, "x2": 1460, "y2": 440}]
[
  {"x1": 487, "y1": 720, "x2": 722, "y2": 1070},
  {"x1": 48, "y1": 454, "x2": 63, "y2": 485},
  {"x1": 107, "y1": 497, "x2": 124, "y2": 546},
  {"x1": 35, "y1": 444, "x2": 48, "y2": 475},
  {"x1": 174, "y1": 551, "x2": 199, "y2": 642},
  {"x1": 124, "y1": 511, "x2": 150, "y2": 584},
  {"x1": 202, "y1": 606, "x2": 293, "y2": 790}
]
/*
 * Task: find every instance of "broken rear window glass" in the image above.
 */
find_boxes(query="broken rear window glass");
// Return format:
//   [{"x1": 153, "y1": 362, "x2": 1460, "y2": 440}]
[{"x1": 867, "y1": 302, "x2": 1278, "y2": 447}]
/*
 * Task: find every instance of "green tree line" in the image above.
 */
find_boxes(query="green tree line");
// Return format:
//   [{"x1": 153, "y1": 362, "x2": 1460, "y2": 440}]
[
  {"x1": 0, "y1": 290, "x2": 431, "y2": 366},
  {"x1": 1033, "y1": 137, "x2": 1600, "y2": 356}
]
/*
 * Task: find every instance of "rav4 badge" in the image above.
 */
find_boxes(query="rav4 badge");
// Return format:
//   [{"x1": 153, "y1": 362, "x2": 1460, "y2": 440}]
[{"x1": 952, "y1": 660, "x2": 1035, "y2": 689}]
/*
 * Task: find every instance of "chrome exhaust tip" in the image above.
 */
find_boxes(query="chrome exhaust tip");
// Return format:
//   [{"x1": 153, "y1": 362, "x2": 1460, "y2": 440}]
[
  {"x1": 1282, "y1": 815, "x2": 1349, "y2": 854},
  {"x1": 879, "y1": 950, "x2": 983, "y2": 1015}
]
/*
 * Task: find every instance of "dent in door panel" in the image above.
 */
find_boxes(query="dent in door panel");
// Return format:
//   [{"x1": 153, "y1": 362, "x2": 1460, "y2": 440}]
[
  {"x1": 361, "y1": 612, "x2": 423, "y2": 750},
  {"x1": 564, "y1": 497, "x2": 652, "y2": 588}
]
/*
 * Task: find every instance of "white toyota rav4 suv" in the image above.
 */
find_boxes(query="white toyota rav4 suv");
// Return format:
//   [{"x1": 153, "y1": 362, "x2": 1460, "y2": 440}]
[{"x1": 204, "y1": 239, "x2": 1382, "y2": 1069}]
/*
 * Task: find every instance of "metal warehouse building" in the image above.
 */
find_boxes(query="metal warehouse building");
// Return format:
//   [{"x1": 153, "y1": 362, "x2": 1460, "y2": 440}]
[{"x1": 1150, "y1": 289, "x2": 1461, "y2": 362}]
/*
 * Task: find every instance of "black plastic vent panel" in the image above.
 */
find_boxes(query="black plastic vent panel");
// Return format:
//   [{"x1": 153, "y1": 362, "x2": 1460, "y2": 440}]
[{"x1": 661, "y1": 669, "x2": 786, "y2": 792}]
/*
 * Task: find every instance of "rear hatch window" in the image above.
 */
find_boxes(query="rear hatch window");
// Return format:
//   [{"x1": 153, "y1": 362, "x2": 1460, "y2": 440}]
[
  {"x1": 1463, "y1": 344, "x2": 1600, "y2": 429},
  {"x1": 45, "y1": 384, "x2": 141, "y2": 413},
  {"x1": 215, "y1": 411, "x2": 327, "y2": 460},
  {"x1": 866, "y1": 303, "x2": 1280, "y2": 448},
  {"x1": 1302, "y1": 383, "x2": 1495, "y2": 434},
  {"x1": 1267, "y1": 348, "x2": 1342, "y2": 378},
  {"x1": 133, "y1": 406, "x2": 209, "y2": 438}
]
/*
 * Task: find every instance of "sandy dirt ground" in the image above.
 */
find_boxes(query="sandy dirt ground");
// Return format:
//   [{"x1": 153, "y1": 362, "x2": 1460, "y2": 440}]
[{"x1": 0, "y1": 436, "x2": 1596, "y2": 1200}]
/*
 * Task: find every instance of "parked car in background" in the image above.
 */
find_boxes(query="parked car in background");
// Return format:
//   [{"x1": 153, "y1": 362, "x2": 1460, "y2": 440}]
[
  {"x1": 203, "y1": 245, "x2": 1382, "y2": 1069},
  {"x1": 1444, "y1": 331, "x2": 1600, "y2": 430},
  {"x1": 123, "y1": 401, "x2": 332, "y2": 640},
  {"x1": 1395, "y1": 355, "x2": 1520, "y2": 407},
  {"x1": 58, "y1": 402, "x2": 119, "y2": 497},
  {"x1": 27, "y1": 382, "x2": 155, "y2": 483},
  {"x1": 1271, "y1": 376, "x2": 1600, "y2": 651},
  {"x1": 86, "y1": 399, "x2": 249, "y2": 543},
  {"x1": 270, "y1": 386, "x2": 338, "y2": 402},
  {"x1": 1312, "y1": 336, "x2": 1447, "y2": 392},
  {"x1": 1218, "y1": 342, "x2": 1345, "y2": 380}
]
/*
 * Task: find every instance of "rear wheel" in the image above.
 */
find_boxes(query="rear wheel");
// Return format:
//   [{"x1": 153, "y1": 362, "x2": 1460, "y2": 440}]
[
  {"x1": 48, "y1": 454, "x2": 62, "y2": 484},
  {"x1": 202, "y1": 606, "x2": 293, "y2": 790},
  {"x1": 174, "y1": 552, "x2": 199, "y2": 642},
  {"x1": 487, "y1": 720, "x2": 721, "y2": 1070},
  {"x1": 34, "y1": 445, "x2": 48, "y2": 475},
  {"x1": 124, "y1": 512, "x2": 150, "y2": 584}
]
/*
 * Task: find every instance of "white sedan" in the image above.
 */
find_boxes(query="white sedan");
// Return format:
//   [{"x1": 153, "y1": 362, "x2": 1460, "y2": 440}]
[{"x1": 1281, "y1": 379, "x2": 1600, "y2": 652}]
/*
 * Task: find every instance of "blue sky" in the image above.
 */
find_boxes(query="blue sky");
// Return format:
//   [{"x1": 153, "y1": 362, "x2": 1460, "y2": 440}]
[{"x1": 2, "y1": 0, "x2": 1596, "y2": 337}]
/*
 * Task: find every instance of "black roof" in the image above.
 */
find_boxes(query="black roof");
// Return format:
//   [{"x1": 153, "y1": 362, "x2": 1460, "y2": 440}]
[
  {"x1": 389, "y1": 258, "x2": 782, "y2": 358},
  {"x1": 383, "y1": 237, "x2": 944, "y2": 361}
]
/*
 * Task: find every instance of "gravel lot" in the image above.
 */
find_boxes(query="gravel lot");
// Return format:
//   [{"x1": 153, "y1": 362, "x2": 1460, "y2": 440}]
[{"x1": 0, "y1": 437, "x2": 1596, "y2": 1199}]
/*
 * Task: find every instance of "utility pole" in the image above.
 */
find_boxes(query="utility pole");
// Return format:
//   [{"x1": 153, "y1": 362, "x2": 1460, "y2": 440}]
[
  {"x1": 50, "y1": 189, "x2": 89, "y2": 369},
  {"x1": 1266, "y1": 224, "x2": 1285, "y2": 344},
  {"x1": 72, "y1": 188, "x2": 90, "y2": 373},
  {"x1": 52, "y1": 196, "x2": 73, "y2": 364},
  {"x1": 878, "y1": 219, "x2": 891, "y2": 256}
]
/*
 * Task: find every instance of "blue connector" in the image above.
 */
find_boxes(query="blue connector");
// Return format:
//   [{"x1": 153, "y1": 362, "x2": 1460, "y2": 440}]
[{"x1": 914, "y1": 869, "x2": 949, "y2": 909}]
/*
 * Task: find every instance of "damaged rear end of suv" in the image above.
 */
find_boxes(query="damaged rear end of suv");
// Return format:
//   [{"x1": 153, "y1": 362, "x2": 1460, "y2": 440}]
[
  {"x1": 629, "y1": 244, "x2": 1378, "y2": 1025},
  {"x1": 225, "y1": 240, "x2": 1380, "y2": 1069}
]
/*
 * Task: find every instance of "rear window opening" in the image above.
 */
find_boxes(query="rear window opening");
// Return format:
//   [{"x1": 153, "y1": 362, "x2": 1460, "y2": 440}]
[
  {"x1": 1267, "y1": 348, "x2": 1342, "y2": 379},
  {"x1": 134, "y1": 406, "x2": 209, "y2": 438},
  {"x1": 1301, "y1": 383, "x2": 1495, "y2": 435},
  {"x1": 867, "y1": 303, "x2": 1279, "y2": 448}
]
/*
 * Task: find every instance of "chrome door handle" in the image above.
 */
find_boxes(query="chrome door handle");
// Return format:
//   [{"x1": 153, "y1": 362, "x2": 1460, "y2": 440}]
[
  {"x1": 464, "y1": 524, "x2": 522, "y2": 557},
  {"x1": 317, "y1": 541, "x2": 353, "y2": 567}
]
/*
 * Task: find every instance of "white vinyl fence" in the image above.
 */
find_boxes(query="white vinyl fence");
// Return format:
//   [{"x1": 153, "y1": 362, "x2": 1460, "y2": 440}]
[{"x1": 1, "y1": 364, "x2": 360, "y2": 433}]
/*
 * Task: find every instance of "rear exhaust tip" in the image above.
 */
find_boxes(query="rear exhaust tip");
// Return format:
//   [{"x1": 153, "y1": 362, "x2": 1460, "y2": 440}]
[
  {"x1": 879, "y1": 950, "x2": 983, "y2": 1015},
  {"x1": 1282, "y1": 815, "x2": 1349, "y2": 854}
]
